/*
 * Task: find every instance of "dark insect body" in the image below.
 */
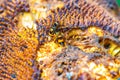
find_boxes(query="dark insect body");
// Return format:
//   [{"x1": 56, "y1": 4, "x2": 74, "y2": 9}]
[{"x1": 36, "y1": 0, "x2": 120, "y2": 45}]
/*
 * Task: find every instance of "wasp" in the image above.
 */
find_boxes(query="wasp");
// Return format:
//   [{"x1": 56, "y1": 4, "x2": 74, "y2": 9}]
[{"x1": 48, "y1": 22, "x2": 65, "y2": 46}]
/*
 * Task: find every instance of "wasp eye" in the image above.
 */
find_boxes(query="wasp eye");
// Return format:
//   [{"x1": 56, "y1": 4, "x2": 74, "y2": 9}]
[{"x1": 104, "y1": 43, "x2": 111, "y2": 49}]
